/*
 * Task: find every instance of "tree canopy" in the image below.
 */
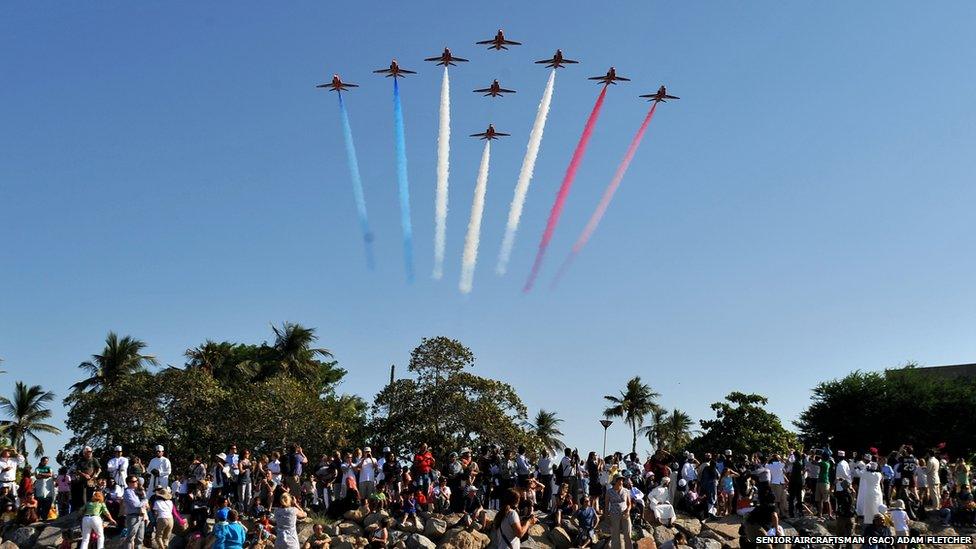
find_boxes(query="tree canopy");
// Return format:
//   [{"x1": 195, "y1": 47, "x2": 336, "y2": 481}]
[
  {"x1": 688, "y1": 392, "x2": 798, "y2": 457},
  {"x1": 796, "y1": 366, "x2": 976, "y2": 456},
  {"x1": 370, "y1": 337, "x2": 537, "y2": 457}
]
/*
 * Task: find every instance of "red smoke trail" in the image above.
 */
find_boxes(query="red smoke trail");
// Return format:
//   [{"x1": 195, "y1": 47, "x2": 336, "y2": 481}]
[
  {"x1": 551, "y1": 102, "x2": 658, "y2": 288},
  {"x1": 523, "y1": 84, "x2": 609, "y2": 292}
]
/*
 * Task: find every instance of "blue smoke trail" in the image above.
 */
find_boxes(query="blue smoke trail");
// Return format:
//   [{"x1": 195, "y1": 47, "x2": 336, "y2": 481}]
[
  {"x1": 393, "y1": 79, "x2": 414, "y2": 282},
  {"x1": 337, "y1": 92, "x2": 375, "y2": 270}
]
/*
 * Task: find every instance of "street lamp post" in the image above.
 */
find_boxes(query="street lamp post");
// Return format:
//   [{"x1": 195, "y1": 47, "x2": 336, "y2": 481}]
[{"x1": 600, "y1": 419, "x2": 613, "y2": 457}]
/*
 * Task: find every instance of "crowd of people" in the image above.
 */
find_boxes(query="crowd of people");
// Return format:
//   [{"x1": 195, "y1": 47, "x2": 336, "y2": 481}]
[{"x1": 1, "y1": 441, "x2": 974, "y2": 549}]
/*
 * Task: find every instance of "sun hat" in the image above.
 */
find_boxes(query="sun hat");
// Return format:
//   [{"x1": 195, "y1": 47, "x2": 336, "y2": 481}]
[
  {"x1": 155, "y1": 445, "x2": 164, "y2": 452},
  {"x1": 215, "y1": 453, "x2": 227, "y2": 462},
  {"x1": 890, "y1": 499, "x2": 905, "y2": 510},
  {"x1": 155, "y1": 487, "x2": 173, "y2": 500}
]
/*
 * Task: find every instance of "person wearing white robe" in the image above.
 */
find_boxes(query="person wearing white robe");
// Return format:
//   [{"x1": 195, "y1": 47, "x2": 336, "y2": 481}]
[
  {"x1": 648, "y1": 478, "x2": 675, "y2": 526},
  {"x1": 855, "y1": 462, "x2": 884, "y2": 522},
  {"x1": 147, "y1": 445, "x2": 172, "y2": 494},
  {"x1": 106, "y1": 446, "x2": 129, "y2": 487}
]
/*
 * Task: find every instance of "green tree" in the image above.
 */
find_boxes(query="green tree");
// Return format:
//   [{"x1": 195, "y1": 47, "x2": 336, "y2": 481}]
[
  {"x1": 689, "y1": 392, "x2": 797, "y2": 457},
  {"x1": 527, "y1": 410, "x2": 566, "y2": 454},
  {"x1": 371, "y1": 337, "x2": 534, "y2": 457},
  {"x1": 643, "y1": 409, "x2": 696, "y2": 452},
  {"x1": 72, "y1": 332, "x2": 158, "y2": 392},
  {"x1": 0, "y1": 382, "x2": 62, "y2": 457},
  {"x1": 796, "y1": 366, "x2": 976, "y2": 455},
  {"x1": 603, "y1": 376, "x2": 661, "y2": 454}
]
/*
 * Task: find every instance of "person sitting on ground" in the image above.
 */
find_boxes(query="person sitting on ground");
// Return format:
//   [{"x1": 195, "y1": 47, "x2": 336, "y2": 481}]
[
  {"x1": 459, "y1": 485, "x2": 487, "y2": 530},
  {"x1": 302, "y1": 523, "x2": 330, "y2": 549},
  {"x1": 212, "y1": 507, "x2": 248, "y2": 549},
  {"x1": 575, "y1": 495, "x2": 599, "y2": 548}
]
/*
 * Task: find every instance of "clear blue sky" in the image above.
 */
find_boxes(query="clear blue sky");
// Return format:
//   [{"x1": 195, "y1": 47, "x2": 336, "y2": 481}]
[{"x1": 3, "y1": 1, "x2": 976, "y2": 458}]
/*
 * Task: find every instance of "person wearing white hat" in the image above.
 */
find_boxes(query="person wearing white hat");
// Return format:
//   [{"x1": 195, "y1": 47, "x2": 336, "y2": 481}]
[
  {"x1": 889, "y1": 498, "x2": 910, "y2": 538},
  {"x1": 147, "y1": 445, "x2": 172, "y2": 494},
  {"x1": 358, "y1": 446, "x2": 379, "y2": 500},
  {"x1": 152, "y1": 487, "x2": 176, "y2": 549},
  {"x1": 855, "y1": 461, "x2": 884, "y2": 523},
  {"x1": 107, "y1": 446, "x2": 129, "y2": 487}
]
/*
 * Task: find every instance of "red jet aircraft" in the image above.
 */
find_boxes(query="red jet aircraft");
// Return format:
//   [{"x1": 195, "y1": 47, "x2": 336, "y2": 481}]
[
  {"x1": 639, "y1": 85, "x2": 680, "y2": 103},
  {"x1": 424, "y1": 48, "x2": 469, "y2": 67},
  {"x1": 470, "y1": 124, "x2": 510, "y2": 140},
  {"x1": 477, "y1": 29, "x2": 521, "y2": 50},
  {"x1": 316, "y1": 74, "x2": 358, "y2": 92},
  {"x1": 535, "y1": 49, "x2": 578, "y2": 69},
  {"x1": 373, "y1": 59, "x2": 417, "y2": 79},
  {"x1": 473, "y1": 80, "x2": 516, "y2": 97},
  {"x1": 588, "y1": 67, "x2": 630, "y2": 85}
]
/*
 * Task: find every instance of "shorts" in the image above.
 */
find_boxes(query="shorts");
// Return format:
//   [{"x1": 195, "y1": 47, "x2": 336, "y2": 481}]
[{"x1": 815, "y1": 482, "x2": 829, "y2": 503}]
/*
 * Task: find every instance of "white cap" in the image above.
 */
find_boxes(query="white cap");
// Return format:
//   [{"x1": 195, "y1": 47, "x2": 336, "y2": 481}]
[
  {"x1": 114, "y1": 445, "x2": 123, "y2": 452},
  {"x1": 837, "y1": 450, "x2": 845, "y2": 457},
  {"x1": 155, "y1": 445, "x2": 165, "y2": 452},
  {"x1": 83, "y1": 446, "x2": 93, "y2": 452},
  {"x1": 364, "y1": 447, "x2": 372, "y2": 453},
  {"x1": 724, "y1": 449, "x2": 732, "y2": 456}
]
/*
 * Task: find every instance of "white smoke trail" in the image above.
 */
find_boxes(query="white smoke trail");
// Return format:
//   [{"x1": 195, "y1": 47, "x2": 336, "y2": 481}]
[
  {"x1": 433, "y1": 67, "x2": 451, "y2": 280},
  {"x1": 459, "y1": 141, "x2": 492, "y2": 294},
  {"x1": 495, "y1": 68, "x2": 556, "y2": 276}
]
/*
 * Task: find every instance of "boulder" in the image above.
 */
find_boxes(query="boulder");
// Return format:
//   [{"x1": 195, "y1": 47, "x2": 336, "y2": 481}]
[
  {"x1": 6, "y1": 526, "x2": 37, "y2": 547},
  {"x1": 401, "y1": 519, "x2": 427, "y2": 535},
  {"x1": 673, "y1": 517, "x2": 702, "y2": 538},
  {"x1": 437, "y1": 528, "x2": 491, "y2": 549},
  {"x1": 425, "y1": 517, "x2": 448, "y2": 540},
  {"x1": 0, "y1": 542, "x2": 20, "y2": 549},
  {"x1": 909, "y1": 520, "x2": 930, "y2": 534},
  {"x1": 688, "y1": 537, "x2": 722, "y2": 549},
  {"x1": 636, "y1": 537, "x2": 658, "y2": 549},
  {"x1": 365, "y1": 511, "x2": 391, "y2": 528},
  {"x1": 297, "y1": 522, "x2": 316, "y2": 543},
  {"x1": 548, "y1": 526, "x2": 572, "y2": 549},
  {"x1": 338, "y1": 521, "x2": 364, "y2": 537},
  {"x1": 344, "y1": 508, "x2": 365, "y2": 523},
  {"x1": 701, "y1": 518, "x2": 740, "y2": 541},
  {"x1": 406, "y1": 533, "x2": 438, "y2": 549},
  {"x1": 783, "y1": 516, "x2": 831, "y2": 536},
  {"x1": 444, "y1": 513, "x2": 464, "y2": 527},
  {"x1": 527, "y1": 523, "x2": 548, "y2": 538},
  {"x1": 34, "y1": 525, "x2": 64, "y2": 548},
  {"x1": 521, "y1": 537, "x2": 554, "y2": 549},
  {"x1": 482, "y1": 510, "x2": 497, "y2": 524},
  {"x1": 168, "y1": 535, "x2": 188, "y2": 549},
  {"x1": 331, "y1": 534, "x2": 368, "y2": 549},
  {"x1": 652, "y1": 525, "x2": 674, "y2": 546}
]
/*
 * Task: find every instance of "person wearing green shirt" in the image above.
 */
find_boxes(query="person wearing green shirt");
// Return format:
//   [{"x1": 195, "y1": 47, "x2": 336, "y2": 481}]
[
  {"x1": 34, "y1": 456, "x2": 55, "y2": 519},
  {"x1": 816, "y1": 457, "x2": 832, "y2": 518},
  {"x1": 79, "y1": 491, "x2": 116, "y2": 549}
]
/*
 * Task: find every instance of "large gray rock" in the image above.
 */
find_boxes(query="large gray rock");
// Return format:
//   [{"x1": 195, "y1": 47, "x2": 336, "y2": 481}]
[
  {"x1": 673, "y1": 517, "x2": 702, "y2": 538},
  {"x1": 34, "y1": 525, "x2": 64, "y2": 548},
  {"x1": 401, "y1": 519, "x2": 427, "y2": 535},
  {"x1": 406, "y1": 533, "x2": 437, "y2": 549},
  {"x1": 365, "y1": 511, "x2": 391, "y2": 528},
  {"x1": 688, "y1": 537, "x2": 722, "y2": 549},
  {"x1": 783, "y1": 516, "x2": 831, "y2": 536},
  {"x1": 909, "y1": 520, "x2": 929, "y2": 534},
  {"x1": 437, "y1": 528, "x2": 491, "y2": 549},
  {"x1": 344, "y1": 508, "x2": 365, "y2": 523},
  {"x1": 652, "y1": 525, "x2": 674, "y2": 546},
  {"x1": 331, "y1": 534, "x2": 368, "y2": 549},
  {"x1": 338, "y1": 521, "x2": 364, "y2": 537},
  {"x1": 521, "y1": 537, "x2": 554, "y2": 549},
  {"x1": 548, "y1": 526, "x2": 572, "y2": 549},
  {"x1": 1, "y1": 542, "x2": 20, "y2": 549},
  {"x1": 425, "y1": 517, "x2": 448, "y2": 540},
  {"x1": 8, "y1": 526, "x2": 38, "y2": 547}
]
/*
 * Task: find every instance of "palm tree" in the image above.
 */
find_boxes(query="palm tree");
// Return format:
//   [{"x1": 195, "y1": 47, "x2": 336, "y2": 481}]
[
  {"x1": 185, "y1": 340, "x2": 257, "y2": 384},
  {"x1": 639, "y1": 408, "x2": 670, "y2": 450},
  {"x1": 265, "y1": 322, "x2": 333, "y2": 381},
  {"x1": 526, "y1": 409, "x2": 566, "y2": 454},
  {"x1": 0, "y1": 382, "x2": 62, "y2": 457},
  {"x1": 603, "y1": 376, "x2": 661, "y2": 454},
  {"x1": 658, "y1": 409, "x2": 696, "y2": 451},
  {"x1": 73, "y1": 332, "x2": 158, "y2": 392}
]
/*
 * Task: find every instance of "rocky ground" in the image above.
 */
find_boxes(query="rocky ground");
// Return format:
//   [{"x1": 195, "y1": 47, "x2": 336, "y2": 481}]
[{"x1": 3, "y1": 506, "x2": 975, "y2": 549}]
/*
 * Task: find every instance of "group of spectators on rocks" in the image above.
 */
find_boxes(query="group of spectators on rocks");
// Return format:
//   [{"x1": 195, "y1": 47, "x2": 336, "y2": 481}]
[{"x1": 1, "y1": 441, "x2": 974, "y2": 549}]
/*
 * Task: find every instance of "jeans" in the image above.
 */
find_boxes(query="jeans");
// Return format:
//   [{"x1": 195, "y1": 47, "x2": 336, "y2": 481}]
[
  {"x1": 80, "y1": 516, "x2": 105, "y2": 549},
  {"x1": 237, "y1": 481, "x2": 253, "y2": 511},
  {"x1": 125, "y1": 515, "x2": 146, "y2": 549},
  {"x1": 607, "y1": 513, "x2": 633, "y2": 549}
]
